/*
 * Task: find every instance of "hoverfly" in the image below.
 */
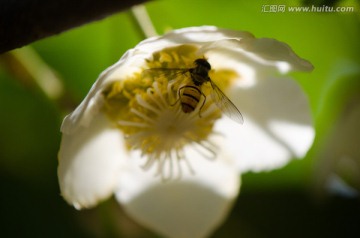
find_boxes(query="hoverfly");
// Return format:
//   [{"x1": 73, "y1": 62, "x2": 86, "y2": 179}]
[{"x1": 145, "y1": 58, "x2": 244, "y2": 124}]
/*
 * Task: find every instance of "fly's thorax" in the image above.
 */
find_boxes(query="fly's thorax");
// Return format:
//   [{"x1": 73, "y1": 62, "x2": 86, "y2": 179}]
[
  {"x1": 192, "y1": 74, "x2": 209, "y2": 86},
  {"x1": 191, "y1": 60, "x2": 211, "y2": 81}
]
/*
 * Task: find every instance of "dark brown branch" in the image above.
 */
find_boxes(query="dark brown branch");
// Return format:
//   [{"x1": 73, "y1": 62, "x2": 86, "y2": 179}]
[{"x1": 0, "y1": 0, "x2": 149, "y2": 54}]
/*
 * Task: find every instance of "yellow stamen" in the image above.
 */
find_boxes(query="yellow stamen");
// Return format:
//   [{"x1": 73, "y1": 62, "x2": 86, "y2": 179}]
[{"x1": 102, "y1": 45, "x2": 237, "y2": 180}]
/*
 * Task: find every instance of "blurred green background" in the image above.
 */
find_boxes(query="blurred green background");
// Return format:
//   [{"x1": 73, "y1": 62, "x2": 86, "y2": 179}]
[{"x1": 1, "y1": 0, "x2": 359, "y2": 237}]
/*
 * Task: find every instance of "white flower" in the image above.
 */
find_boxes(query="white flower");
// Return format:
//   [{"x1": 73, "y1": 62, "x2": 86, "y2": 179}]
[{"x1": 58, "y1": 26, "x2": 314, "y2": 238}]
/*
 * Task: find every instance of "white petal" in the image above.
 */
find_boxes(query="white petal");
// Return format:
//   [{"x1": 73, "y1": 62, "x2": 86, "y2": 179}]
[
  {"x1": 58, "y1": 113, "x2": 125, "y2": 209},
  {"x1": 199, "y1": 33, "x2": 313, "y2": 74},
  {"x1": 115, "y1": 142, "x2": 240, "y2": 238},
  {"x1": 60, "y1": 49, "x2": 146, "y2": 134},
  {"x1": 134, "y1": 26, "x2": 254, "y2": 53},
  {"x1": 217, "y1": 76, "x2": 314, "y2": 172},
  {"x1": 239, "y1": 37, "x2": 314, "y2": 72}
]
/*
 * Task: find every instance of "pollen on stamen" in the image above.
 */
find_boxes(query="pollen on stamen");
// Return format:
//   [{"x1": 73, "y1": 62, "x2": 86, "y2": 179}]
[
  {"x1": 102, "y1": 45, "x2": 226, "y2": 180},
  {"x1": 115, "y1": 79, "x2": 220, "y2": 180},
  {"x1": 108, "y1": 77, "x2": 219, "y2": 180}
]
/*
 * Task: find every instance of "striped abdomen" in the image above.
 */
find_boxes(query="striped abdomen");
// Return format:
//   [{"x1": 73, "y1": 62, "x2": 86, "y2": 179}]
[{"x1": 180, "y1": 84, "x2": 202, "y2": 113}]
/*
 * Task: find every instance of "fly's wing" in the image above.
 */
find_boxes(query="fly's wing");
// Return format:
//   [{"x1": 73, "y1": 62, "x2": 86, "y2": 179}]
[
  {"x1": 141, "y1": 67, "x2": 191, "y2": 104},
  {"x1": 210, "y1": 80, "x2": 244, "y2": 124},
  {"x1": 142, "y1": 68, "x2": 189, "y2": 83}
]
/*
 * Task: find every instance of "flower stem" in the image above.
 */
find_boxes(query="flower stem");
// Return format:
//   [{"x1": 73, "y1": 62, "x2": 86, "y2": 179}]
[{"x1": 130, "y1": 4, "x2": 158, "y2": 38}]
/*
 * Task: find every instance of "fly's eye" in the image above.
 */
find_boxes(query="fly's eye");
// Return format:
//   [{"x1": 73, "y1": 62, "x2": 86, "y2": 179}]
[{"x1": 194, "y1": 59, "x2": 211, "y2": 70}]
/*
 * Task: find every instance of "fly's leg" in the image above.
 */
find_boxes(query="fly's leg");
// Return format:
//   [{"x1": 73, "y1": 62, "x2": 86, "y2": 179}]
[
  {"x1": 170, "y1": 85, "x2": 185, "y2": 107},
  {"x1": 198, "y1": 92, "x2": 206, "y2": 118}
]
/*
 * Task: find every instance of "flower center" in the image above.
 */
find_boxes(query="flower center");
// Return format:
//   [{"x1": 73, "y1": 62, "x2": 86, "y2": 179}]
[{"x1": 102, "y1": 45, "x2": 237, "y2": 180}]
